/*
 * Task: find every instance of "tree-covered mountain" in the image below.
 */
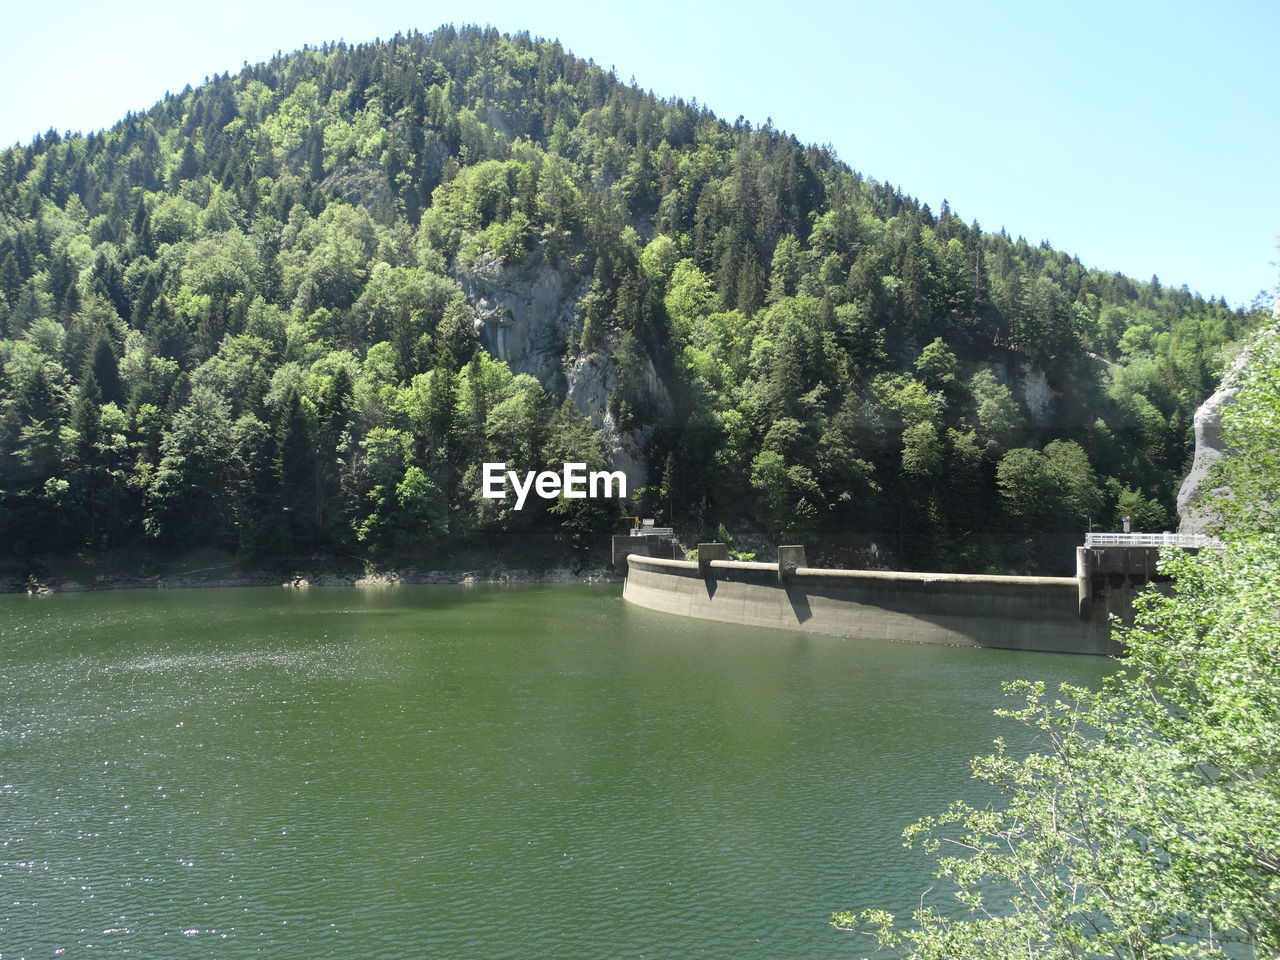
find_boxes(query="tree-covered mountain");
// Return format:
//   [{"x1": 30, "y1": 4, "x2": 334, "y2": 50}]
[{"x1": 0, "y1": 25, "x2": 1262, "y2": 574}]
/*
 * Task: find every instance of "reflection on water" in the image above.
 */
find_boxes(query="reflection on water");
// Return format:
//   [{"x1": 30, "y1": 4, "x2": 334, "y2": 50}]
[{"x1": 0, "y1": 585, "x2": 1112, "y2": 958}]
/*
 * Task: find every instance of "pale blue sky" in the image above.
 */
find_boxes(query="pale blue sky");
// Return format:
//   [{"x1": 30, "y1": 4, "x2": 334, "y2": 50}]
[{"x1": 3, "y1": 0, "x2": 1275, "y2": 308}]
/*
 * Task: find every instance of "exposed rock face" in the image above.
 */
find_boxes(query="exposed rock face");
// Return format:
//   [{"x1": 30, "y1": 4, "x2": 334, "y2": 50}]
[
  {"x1": 1176, "y1": 330, "x2": 1274, "y2": 533},
  {"x1": 456, "y1": 248, "x2": 667, "y2": 492},
  {"x1": 458, "y1": 249, "x2": 584, "y2": 389},
  {"x1": 1018, "y1": 361, "x2": 1055, "y2": 427},
  {"x1": 564, "y1": 345, "x2": 666, "y2": 494}
]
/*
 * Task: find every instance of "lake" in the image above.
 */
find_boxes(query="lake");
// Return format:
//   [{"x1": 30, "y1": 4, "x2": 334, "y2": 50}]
[{"x1": 0, "y1": 584, "x2": 1114, "y2": 958}]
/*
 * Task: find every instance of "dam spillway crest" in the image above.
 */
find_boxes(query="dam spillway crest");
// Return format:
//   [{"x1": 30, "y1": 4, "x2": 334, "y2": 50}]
[{"x1": 619, "y1": 535, "x2": 1216, "y2": 656}]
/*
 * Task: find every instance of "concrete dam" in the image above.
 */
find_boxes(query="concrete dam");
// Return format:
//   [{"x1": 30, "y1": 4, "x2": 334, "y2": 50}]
[{"x1": 619, "y1": 537, "x2": 1213, "y2": 656}]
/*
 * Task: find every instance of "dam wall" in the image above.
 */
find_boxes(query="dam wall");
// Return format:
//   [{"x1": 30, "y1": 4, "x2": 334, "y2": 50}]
[{"x1": 623, "y1": 554, "x2": 1120, "y2": 655}]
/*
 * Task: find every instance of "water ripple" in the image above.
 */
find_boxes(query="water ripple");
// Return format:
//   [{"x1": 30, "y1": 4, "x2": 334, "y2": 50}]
[{"x1": 0, "y1": 585, "x2": 1111, "y2": 959}]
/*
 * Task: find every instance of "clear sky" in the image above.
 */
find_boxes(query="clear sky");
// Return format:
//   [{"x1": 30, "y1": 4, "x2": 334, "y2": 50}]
[{"x1": 2, "y1": 0, "x2": 1276, "y2": 308}]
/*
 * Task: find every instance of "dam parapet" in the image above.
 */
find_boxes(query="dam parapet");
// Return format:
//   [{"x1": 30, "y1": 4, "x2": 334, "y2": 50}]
[
  {"x1": 622, "y1": 535, "x2": 1216, "y2": 656},
  {"x1": 624, "y1": 548, "x2": 1118, "y2": 655}
]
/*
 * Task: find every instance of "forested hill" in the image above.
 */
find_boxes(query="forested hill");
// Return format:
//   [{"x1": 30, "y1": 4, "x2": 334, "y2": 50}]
[{"x1": 0, "y1": 26, "x2": 1261, "y2": 575}]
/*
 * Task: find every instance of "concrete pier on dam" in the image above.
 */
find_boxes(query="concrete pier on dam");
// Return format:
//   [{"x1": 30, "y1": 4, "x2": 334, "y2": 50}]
[{"x1": 619, "y1": 536, "x2": 1216, "y2": 656}]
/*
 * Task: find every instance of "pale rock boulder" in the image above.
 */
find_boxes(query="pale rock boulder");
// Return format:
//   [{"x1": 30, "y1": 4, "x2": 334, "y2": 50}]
[
  {"x1": 458, "y1": 249, "x2": 583, "y2": 388},
  {"x1": 1176, "y1": 326, "x2": 1276, "y2": 534},
  {"x1": 1018, "y1": 361, "x2": 1055, "y2": 427}
]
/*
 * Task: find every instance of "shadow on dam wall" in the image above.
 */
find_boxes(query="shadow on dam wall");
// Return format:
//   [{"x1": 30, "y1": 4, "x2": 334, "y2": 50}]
[{"x1": 622, "y1": 548, "x2": 1127, "y2": 656}]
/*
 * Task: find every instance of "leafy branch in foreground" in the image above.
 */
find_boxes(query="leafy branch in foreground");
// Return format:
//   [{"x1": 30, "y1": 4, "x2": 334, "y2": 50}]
[{"x1": 834, "y1": 322, "x2": 1280, "y2": 959}]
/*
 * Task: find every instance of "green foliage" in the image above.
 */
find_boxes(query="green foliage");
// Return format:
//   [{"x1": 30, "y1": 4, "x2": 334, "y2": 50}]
[
  {"x1": 749, "y1": 447, "x2": 822, "y2": 542},
  {"x1": 968, "y1": 368, "x2": 1022, "y2": 457},
  {"x1": 143, "y1": 384, "x2": 235, "y2": 544},
  {"x1": 1112, "y1": 485, "x2": 1170, "y2": 532},
  {"x1": 837, "y1": 322, "x2": 1280, "y2": 958},
  {"x1": 996, "y1": 441, "x2": 1102, "y2": 532},
  {"x1": 1200, "y1": 330, "x2": 1280, "y2": 537},
  {"x1": 358, "y1": 464, "x2": 448, "y2": 554},
  {"x1": 0, "y1": 26, "x2": 1263, "y2": 571},
  {"x1": 544, "y1": 400, "x2": 619, "y2": 549},
  {"x1": 914, "y1": 337, "x2": 960, "y2": 400}
]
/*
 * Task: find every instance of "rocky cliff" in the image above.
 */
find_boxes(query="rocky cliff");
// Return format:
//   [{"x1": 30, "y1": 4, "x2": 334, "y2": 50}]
[
  {"x1": 1177, "y1": 323, "x2": 1277, "y2": 533},
  {"x1": 457, "y1": 249, "x2": 668, "y2": 492}
]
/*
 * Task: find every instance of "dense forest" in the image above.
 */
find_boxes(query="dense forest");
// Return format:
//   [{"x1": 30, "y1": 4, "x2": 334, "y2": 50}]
[{"x1": 0, "y1": 26, "x2": 1263, "y2": 575}]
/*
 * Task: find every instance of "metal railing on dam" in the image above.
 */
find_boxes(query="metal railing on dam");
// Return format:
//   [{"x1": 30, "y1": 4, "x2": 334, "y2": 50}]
[
  {"x1": 1084, "y1": 531, "x2": 1222, "y2": 549},
  {"x1": 622, "y1": 547, "x2": 1121, "y2": 656}
]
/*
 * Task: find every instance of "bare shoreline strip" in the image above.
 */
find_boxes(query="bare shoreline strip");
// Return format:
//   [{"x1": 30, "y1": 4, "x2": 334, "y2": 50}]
[{"x1": 6, "y1": 566, "x2": 622, "y2": 595}]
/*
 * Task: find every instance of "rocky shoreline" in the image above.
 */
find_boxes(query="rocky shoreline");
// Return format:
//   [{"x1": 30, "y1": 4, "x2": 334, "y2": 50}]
[{"x1": 9, "y1": 565, "x2": 621, "y2": 595}]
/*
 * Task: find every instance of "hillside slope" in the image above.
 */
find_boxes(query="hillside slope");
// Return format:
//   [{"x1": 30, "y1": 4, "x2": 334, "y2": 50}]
[{"x1": 0, "y1": 26, "x2": 1262, "y2": 573}]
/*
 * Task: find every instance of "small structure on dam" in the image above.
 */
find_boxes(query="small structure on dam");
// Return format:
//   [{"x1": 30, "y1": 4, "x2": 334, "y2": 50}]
[
  {"x1": 611, "y1": 518, "x2": 683, "y2": 568},
  {"x1": 1076, "y1": 531, "x2": 1219, "y2": 626},
  {"x1": 621, "y1": 534, "x2": 1217, "y2": 656}
]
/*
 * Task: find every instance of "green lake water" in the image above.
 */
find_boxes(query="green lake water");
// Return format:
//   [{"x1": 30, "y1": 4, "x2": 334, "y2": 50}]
[{"x1": 0, "y1": 584, "x2": 1114, "y2": 958}]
